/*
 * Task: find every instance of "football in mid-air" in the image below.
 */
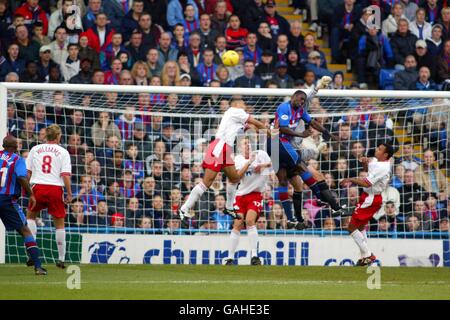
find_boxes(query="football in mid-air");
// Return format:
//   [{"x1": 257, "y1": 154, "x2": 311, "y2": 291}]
[{"x1": 222, "y1": 50, "x2": 240, "y2": 67}]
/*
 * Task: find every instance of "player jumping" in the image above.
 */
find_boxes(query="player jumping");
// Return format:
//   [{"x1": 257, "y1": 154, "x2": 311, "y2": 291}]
[
  {"x1": 26, "y1": 125, "x2": 73, "y2": 269},
  {"x1": 178, "y1": 99, "x2": 268, "y2": 224},
  {"x1": 0, "y1": 135, "x2": 47, "y2": 275},
  {"x1": 340, "y1": 143, "x2": 393, "y2": 266},
  {"x1": 225, "y1": 137, "x2": 272, "y2": 266},
  {"x1": 270, "y1": 76, "x2": 345, "y2": 230}
]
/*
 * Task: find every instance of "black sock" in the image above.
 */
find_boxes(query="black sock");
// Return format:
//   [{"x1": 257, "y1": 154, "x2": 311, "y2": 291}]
[
  {"x1": 316, "y1": 181, "x2": 341, "y2": 211},
  {"x1": 293, "y1": 191, "x2": 304, "y2": 222}
]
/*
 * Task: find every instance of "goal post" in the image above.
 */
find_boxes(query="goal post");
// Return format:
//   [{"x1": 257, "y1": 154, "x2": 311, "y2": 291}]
[{"x1": 0, "y1": 82, "x2": 449, "y2": 265}]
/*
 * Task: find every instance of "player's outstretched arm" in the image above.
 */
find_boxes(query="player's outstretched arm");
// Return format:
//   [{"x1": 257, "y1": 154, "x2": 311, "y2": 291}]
[
  {"x1": 247, "y1": 116, "x2": 271, "y2": 137},
  {"x1": 63, "y1": 176, "x2": 73, "y2": 204},
  {"x1": 340, "y1": 177, "x2": 372, "y2": 188}
]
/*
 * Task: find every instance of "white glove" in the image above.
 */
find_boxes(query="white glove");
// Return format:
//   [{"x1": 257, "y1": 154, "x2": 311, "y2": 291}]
[{"x1": 316, "y1": 76, "x2": 332, "y2": 89}]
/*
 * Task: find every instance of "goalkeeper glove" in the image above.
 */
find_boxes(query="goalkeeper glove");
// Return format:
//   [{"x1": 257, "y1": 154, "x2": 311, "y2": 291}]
[{"x1": 316, "y1": 76, "x2": 332, "y2": 90}]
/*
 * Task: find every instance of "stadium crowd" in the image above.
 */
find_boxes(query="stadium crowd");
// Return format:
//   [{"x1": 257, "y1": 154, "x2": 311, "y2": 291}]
[{"x1": 2, "y1": 0, "x2": 450, "y2": 235}]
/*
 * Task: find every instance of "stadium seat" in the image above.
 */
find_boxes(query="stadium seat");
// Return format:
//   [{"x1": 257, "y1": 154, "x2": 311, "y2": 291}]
[{"x1": 379, "y1": 69, "x2": 399, "y2": 90}]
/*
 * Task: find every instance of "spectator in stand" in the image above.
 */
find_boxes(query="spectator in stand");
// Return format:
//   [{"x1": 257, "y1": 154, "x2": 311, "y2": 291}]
[
  {"x1": 195, "y1": 13, "x2": 218, "y2": 50},
  {"x1": 37, "y1": 45, "x2": 58, "y2": 81},
  {"x1": 409, "y1": 66, "x2": 437, "y2": 90},
  {"x1": 436, "y1": 7, "x2": 450, "y2": 40},
  {"x1": 300, "y1": 33, "x2": 327, "y2": 68},
  {"x1": 391, "y1": 164, "x2": 405, "y2": 189},
  {"x1": 274, "y1": 33, "x2": 289, "y2": 63},
  {"x1": 104, "y1": 58, "x2": 122, "y2": 84},
  {"x1": 0, "y1": 44, "x2": 25, "y2": 81},
  {"x1": 70, "y1": 58, "x2": 93, "y2": 84},
  {"x1": 124, "y1": 143, "x2": 145, "y2": 181},
  {"x1": 398, "y1": 169, "x2": 426, "y2": 215},
  {"x1": 79, "y1": 32, "x2": 100, "y2": 70},
  {"x1": 144, "y1": 48, "x2": 161, "y2": 77},
  {"x1": 14, "y1": 0, "x2": 48, "y2": 35},
  {"x1": 126, "y1": 31, "x2": 146, "y2": 65},
  {"x1": 6, "y1": 103, "x2": 23, "y2": 138},
  {"x1": 330, "y1": 71, "x2": 347, "y2": 89},
  {"x1": 84, "y1": 12, "x2": 115, "y2": 54},
  {"x1": 124, "y1": 197, "x2": 143, "y2": 228},
  {"x1": 137, "y1": 216, "x2": 153, "y2": 229},
  {"x1": 436, "y1": 39, "x2": 450, "y2": 82},
  {"x1": 241, "y1": 0, "x2": 265, "y2": 32},
  {"x1": 357, "y1": 26, "x2": 393, "y2": 87},
  {"x1": 400, "y1": 141, "x2": 423, "y2": 171},
  {"x1": 268, "y1": 202, "x2": 287, "y2": 230},
  {"x1": 139, "y1": 12, "x2": 162, "y2": 49},
  {"x1": 91, "y1": 111, "x2": 121, "y2": 147},
  {"x1": 255, "y1": 49, "x2": 275, "y2": 82},
  {"x1": 261, "y1": 0, "x2": 289, "y2": 38},
  {"x1": 225, "y1": 14, "x2": 248, "y2": 50},
  {"x1": 382, "y1": 2, "x2": 407, "y2": 38},
  {"x1": 243, "y1": 32, "x2": 262, "y2": 65},
  {"x1": 182, "y1": 4, "x2": 200, "y2": 36},
  {"x1": 19, "y1": 61, "x2": 43, "y2": 82},
  {"x1": 405, "y1": 214, "x2": 421, "y2": 232},
  {"x1": 415, "y1": 38, "x2": 440, "y2": 80},
  {"x1": 329, "y1": 0, "x2": 361, "y2": 64},
  {"x1": 0, "y1": 0, "x2": 11, "y2": 38},
  {"x1": 49, "y1": 0, "x2": 83, "y2": 42},
  {"x1": 257, "y1": 21, "x2": 275, "y2": 52},
  {"x1": 394, "y1": 55, "x2": 419, "y2": 90},
  {"x1": 302, "y1": 69, "x2": 316, "y2": 89},
  {"x1": 100, "y1": 33, "x2": 126, "y2": 71},
  {"x1": 75, "y1": 175, "x2": 106, "y2": 215},
  {"x1": 60, "y1": 43, "x2": 80, "y2": 82},
  {"x1": 206, "y1": 194, "x2": 232, "y2": 230},
  {"x1": 288, "y1": 20, "x2": 304, "y2": 52},
  {"x1": 82, "y1": 0, "x2": 102, "y2": 30},
  {"x1": 305, "y1": 50, "x2": 333, "y2": 79},
  {"x1": 214, "y1": 64, "x2": 233, "y2": 86},
  {"x1": 210, "y1": 0, "x2": 229, "y2": 34},
  {"x1": 272, "y1": 60, "x2": 294, "y2": 88},
  {"x1": 400, "y1": 0, "x2": 419, "y2": 22},
  {"x1": 421, "y1": 0, "x2": 442, "y2": 25},
  {"x1": 111, "y1": 213, "x2": 125, "y2": 228},
  {"x1": 15, "y1": 24, "x2": 40, "y2": 63},
  {"x1": 367, "y1": 112, "x2": 398, "y2": 155},
  {"x1": 87, "y1": 200, "x2": 110, "y2": 226},
  {"x1": 186, "y1": 31, "x2": 203, "y2": 67},
  {"x1": 160, "y1": 60, "x2": 181, "y2": 86},
  {"x1": 32, "y1": 21, "x2": 50, "y2": 46},
  {"x1": 67, "y1": 198, "x2": 85, "y2": 226},
  {"x1": 119, "y1": 170, "x2": 141, "y2": 198},
  {"x1": 410, "y1": 8, "x2": 432, "y2": 41},
  {"x1": 390, "y1": 18, "x2": 418, "y2": 68},
  {"x1": 33, "y1": 103, "x2": 53, "y2": 132},
  {"x1": 196, "y1": 47, "x2": 218, "y2": 85},
  {"x1": 286, "y1": 49, "x2": 305, "y2": 81},
  {"x1": 414, "y1": 149, "x2": 448, "y2": 199},
  {"x1": 167, "y1": 0, "x2": 199, "y2": 28},
  {"x1": 426, "y1": 24, "x2": 444, "y2": 57},
  {"x1": 234, "y1": 59, "x2": 264, "y2": 88},
  {"x1": 103, "y1": 0, "x2": 129, "y2": 32},
  {"x1": 121, "y1": 0, "x2": 144, "y2": 41},
  {"x1": 171, "y1": 23, "x2": 188, "y2": 51}
]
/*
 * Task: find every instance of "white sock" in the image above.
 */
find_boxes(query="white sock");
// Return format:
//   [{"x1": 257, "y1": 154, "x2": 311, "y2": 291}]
[
  {"x1": 229, "y1": 229, "x2": 240, "y2": 259},
  {"x1": 361, "y1": 229, "x2": 368, "y2": 243},
  {"x1": 55, "y1": 229, "x2": 66, "y2": 262},
  {"x1": 180, "y1": 182, "x2": 207, "y2": 217},
  {"x1": 27, "y1": 219, "x2": 37, "y2": 238},
  {"x1": 350, "y1": 229, "x2": 370, "y2": 258},
  {"x1": 226, "y1": 183, "x2": 238, "y2": 210},
  {"x1": 247, "y1": 225, "x2": 259, "y2": 257}
]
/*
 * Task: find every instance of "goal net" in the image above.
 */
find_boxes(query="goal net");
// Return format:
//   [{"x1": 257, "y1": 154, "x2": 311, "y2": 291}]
[{"x1": 1, "y1": 83, "x2": 449, "y2": 264}]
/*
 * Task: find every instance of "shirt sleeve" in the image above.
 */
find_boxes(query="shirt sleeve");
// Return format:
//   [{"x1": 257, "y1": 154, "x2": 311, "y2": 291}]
[
  {"x1": 15, "y1": 157, "x2": 27, "y2": 178},
  {"x1": 301, "y1": 108, "x2": 312, "y2": 124},
  {"x1": 61, "y1": 150, "x2": 72, "y2": 176},
  {"x1": 232, "y1": 108, "x2": 250, "y2": 125},
  {"x1": 234, "y1": 155, "x2": 246, "y2": 171},
  {"x1": 365, "y1": 164, "x2": 386, "y2": 186},
  {"x1": 26, "y1": 148, "x2": 33, "y2": 172},
  {"x1": 277, "y1": 104, "x2": 290, "y2": 127}
]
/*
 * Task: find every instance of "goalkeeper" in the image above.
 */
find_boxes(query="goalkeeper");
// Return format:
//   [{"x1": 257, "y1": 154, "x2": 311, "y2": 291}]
[{"x1": 269, "y1": 76, "x2": 345, "y2": 229}]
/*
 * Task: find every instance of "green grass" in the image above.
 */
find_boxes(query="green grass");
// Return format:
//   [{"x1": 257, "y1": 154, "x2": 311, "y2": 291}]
[{"x1": 1, "y1": 264, "x2": 450, "y2": 300}]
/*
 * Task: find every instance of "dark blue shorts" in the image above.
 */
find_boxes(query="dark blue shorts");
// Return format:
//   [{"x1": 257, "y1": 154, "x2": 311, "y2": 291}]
[
  {"x1": 267, "y1": 138, "x2": 301, "y2": 172},
  {"x1": 0, "y1": 196, "x2": 27, "y2": 231}
]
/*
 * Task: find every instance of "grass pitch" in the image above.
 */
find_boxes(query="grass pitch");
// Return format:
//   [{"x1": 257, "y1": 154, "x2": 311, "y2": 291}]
[{"x1": 0, "y1": 264, "x2": 449, "y2": 300}]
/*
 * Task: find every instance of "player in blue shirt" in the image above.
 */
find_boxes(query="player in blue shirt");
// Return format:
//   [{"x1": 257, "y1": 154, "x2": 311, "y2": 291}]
[
  {"x1": 270, "y1": 77, "x2": 345, "y2": 229},
  {"x1": 0, "y1": 135, "x2": 47, "y2": 275}
]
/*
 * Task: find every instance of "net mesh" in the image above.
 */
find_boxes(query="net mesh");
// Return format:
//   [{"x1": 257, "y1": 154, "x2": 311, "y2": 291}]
[{"x1": 3, "y1": 87, "x2": 450, "y2": 263}]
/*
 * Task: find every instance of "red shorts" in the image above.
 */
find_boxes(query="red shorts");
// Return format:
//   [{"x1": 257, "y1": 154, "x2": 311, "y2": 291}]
[
  {"x1": 350, "y1": 192, "x2": 383, "y2": 228},
  {"x1": 202, "y1": 139, "x2": 235, "y2": 173},
  {"x1": 234, "y1": 192, "x2": 263, "y2": 217},
  {"x1": 29, "y1": 184, "x2": 66, "y2": 218}
]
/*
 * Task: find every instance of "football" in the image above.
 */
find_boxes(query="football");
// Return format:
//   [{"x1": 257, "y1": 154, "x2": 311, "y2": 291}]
[{"x1": 221, "y1": 50, "x2": 240, "y2": 67}]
